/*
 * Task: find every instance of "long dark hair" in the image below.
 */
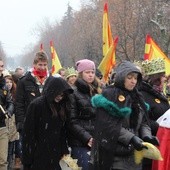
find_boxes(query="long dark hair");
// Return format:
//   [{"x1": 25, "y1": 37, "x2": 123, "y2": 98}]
[
  {"x1": 5, "y1": 75, "x2": 17, "y2": 101},
  {"x1": 49, "y1": 93, "x2": 70, "y2": 121}
]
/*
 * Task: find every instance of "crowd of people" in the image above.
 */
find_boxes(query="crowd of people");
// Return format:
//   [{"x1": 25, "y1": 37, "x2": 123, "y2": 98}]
[{"x1": 0, "y1": 51, "x2": 170, "y2": 170}]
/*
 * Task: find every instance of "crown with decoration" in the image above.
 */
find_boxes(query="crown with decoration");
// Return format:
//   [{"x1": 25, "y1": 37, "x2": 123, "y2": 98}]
[
  {"x1": 65, "y1": 67, "x2": 77, "y2": 79},
  {"x1": 141, "y1": 58, "x2": 165, "y2": 75}
]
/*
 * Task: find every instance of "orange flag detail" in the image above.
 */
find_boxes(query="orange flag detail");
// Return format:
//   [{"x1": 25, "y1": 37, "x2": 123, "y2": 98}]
[
  {"x1": 144, "y1": 34, "x2": 170, "y2": 75},
  {"x1": 50, "y1": 41, "x2": 62, "y2": 76},
  {"x1": 40, "y1": 43, "x2": 43, "y2": 51},
  {"x1": 98, "y1": 2, "x2": 118, "y2": 82}
]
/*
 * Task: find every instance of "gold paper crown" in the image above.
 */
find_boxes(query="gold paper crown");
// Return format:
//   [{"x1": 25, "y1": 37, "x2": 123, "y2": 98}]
[
  {"x1": 142, "y1": 58, "x2": 165, "y2": 75},
  {"x1": 65, "y1": 67, "x2": 77, "y2": 79},
  {"x1": 134, "y1": 142, "x2": 163, "y2": 164}
]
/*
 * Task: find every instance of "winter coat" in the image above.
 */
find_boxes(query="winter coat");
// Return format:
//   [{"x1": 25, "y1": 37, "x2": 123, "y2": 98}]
[
  {"x1": 91, "y1": 61, "x2": 152, "y2": 170},
  {"x1": 0, "y1": 75, "x2": 14, "y2": 128},
  {"x1": 15, "y1": 72, "x2": 48, "y2": 132},
  {"x1": 67, "y1": 78, "x2": 97, "y2": 147},
  {"x1": 139, "y1": 81, "x2": 170, "y2": 135},
  {"x1": 22, "y1": 77, "x2": 73, "y2": 170}
]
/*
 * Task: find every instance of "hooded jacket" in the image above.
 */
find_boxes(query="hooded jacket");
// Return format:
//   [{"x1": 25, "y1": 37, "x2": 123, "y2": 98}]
[
  {"x1": 139, "y1": 81, "x2": 169, "y2": 135},
  {"x1": 22, "y1": 77, "x2": 73, "y2": 170},
  {"x1": 91, "y1": 61, "x2": 151, "y2": 170}
]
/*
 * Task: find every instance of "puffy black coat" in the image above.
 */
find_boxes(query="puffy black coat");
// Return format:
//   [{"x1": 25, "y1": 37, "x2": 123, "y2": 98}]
[
  {"x1": 15, "y1": 72, "x2": 47, "y2": 132},
  {"x1": 22, "y1": 77, "x2": 73, "y2": 170},
  {"x1": 139, "y1": 81, "x2": 170, "y2": 135},
  {"x1": 67, "y1": 78, "x2": 97, "y2": 147}
]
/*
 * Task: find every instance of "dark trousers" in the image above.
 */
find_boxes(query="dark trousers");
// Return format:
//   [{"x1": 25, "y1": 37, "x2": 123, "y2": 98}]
[
  {"x1": 14, "y1": 139, "x2": 22, "y2": 158},
  {"x1": 71, "y1": 146, "x2": 90, "y2": 170},
  {"x1": 7, "y1": 142, "x2": 14, "y2": 168}
]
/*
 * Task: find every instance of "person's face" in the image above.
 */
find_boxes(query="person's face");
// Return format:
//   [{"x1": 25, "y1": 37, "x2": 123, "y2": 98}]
[
  {"x1": 60, "y1": 70, "x2": 65, "y2": 79},
  {"x1": 161, "y1": 75, "x2": 167, "y2": 84},
  {"x1": 5, "y1": 78, "x2": 13, "y2": 90},
  {"x1": 54, "y1": 93, "x2": 64, "y2": 103},
  {"x1": 82, "y1": 70, "x2": 95, "y2": 84},
  {"x1": 124, "y1": 72, "x2": 138, "y2": 91},
  {"x1": 16, "y1": 68, "x2": 25, "y2": 77},
  {"x1": 34, "y1": 61, "x2": 48, "y2": 71},
  {"x1": 67, "y1": 75, "x2": 77, "y2": 86},
  {"x1": 0, "y1": 61, "x2": 4, "y2": 75}
]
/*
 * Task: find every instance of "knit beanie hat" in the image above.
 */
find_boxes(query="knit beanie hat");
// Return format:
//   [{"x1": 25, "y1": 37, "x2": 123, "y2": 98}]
[{"x1": 76, "y1": 59, "x2": 95, "y2": 73}]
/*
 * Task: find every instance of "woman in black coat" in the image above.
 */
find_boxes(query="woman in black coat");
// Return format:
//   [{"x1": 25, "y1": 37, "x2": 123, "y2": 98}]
[
  {"x1": 91, "y1": 61, "x2": 157, "y2": 170},
  {"x1": 67, "y1": 59, "x2": 101, "y2": 170},
  {"x1": 138, "y1": 73, "x2": 169, "y2": 170},
  {"x1": 22, "y1": 77, "x2": 73, "y2": 170}
]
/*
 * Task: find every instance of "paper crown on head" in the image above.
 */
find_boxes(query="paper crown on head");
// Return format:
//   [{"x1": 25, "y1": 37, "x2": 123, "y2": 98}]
[
  {"x1": 65, "y1": 67, "x2": 77, "y2": 79},
  {"x1": 142, "y1": 58, "x2": 165, "y2": 75}
]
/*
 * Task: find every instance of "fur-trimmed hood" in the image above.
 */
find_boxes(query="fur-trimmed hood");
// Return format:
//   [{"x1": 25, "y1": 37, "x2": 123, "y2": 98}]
[{"x1": 91, "y1": 94, "x2": 131, "y2": 117}]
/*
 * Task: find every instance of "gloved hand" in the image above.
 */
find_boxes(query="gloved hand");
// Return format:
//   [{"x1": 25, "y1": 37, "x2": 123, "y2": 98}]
[
  {"x1": 16, "y1": 122, "x2": 23, "y2": 133},
  {"x1": 143, "y1": 136, "x2": 159, "y2": 146},
  {"x1": 130, "y1": 136, "x2": 148, "y2": 151}
]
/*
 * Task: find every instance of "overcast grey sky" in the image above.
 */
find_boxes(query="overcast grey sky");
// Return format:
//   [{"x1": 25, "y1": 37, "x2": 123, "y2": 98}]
[{"x1": 0, "y1": 0, "x2": 80, "y2": 57}]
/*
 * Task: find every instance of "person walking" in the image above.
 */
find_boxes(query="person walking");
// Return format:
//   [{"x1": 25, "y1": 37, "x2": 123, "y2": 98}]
[
  {"x1": 91, "y1": 61, "x2": 157, "y2": 170},
  {"x1": 4, "y1": 73, "x2": 19, "y2": 169},
  {"x1": 0, "y1": 59, "x2": 14, "y2": 170},
  {"x1": 67, "y1": 59, "x2": 101, "y2": 170},
  {"x1": 15, "y1": 51, "x2": 49, "y2": 134},
  {"x1": 22, "y1": 77, "x2": 73, "y2": 170}
]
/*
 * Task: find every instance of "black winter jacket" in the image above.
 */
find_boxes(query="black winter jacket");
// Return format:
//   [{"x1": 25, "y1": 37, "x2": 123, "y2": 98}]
[
  {"x1": 0, "y1": 75, "x2": 14, "y2": 127},
  {"x1": 15, "y1": 72, "x2": 47, "y2": 132},
  {"x1": 91, "y1": 61, "x2": 152, "y2": 170},
  {"x1": 67, "y1": 78, "x2": 97, "y2": 147},
  {"x1": 22, "y1": 77, "x2": 73, "y2": 170},
  {"x1": 139, "y1": 81, "x2": 170, "y2": 135}
]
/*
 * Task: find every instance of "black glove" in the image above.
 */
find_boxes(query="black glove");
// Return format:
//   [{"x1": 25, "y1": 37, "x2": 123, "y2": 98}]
[
  {"x1": 16, "y1": 122, "x2": 23, "y2": 133},
  {"x1": 143, "y1": 136, "x2": 159, "y2": 146},
  {"x1": 130, "y1": 136, "x2": 147, "y2": 151},
  {"x1": 23, "y1": 164, "x2": 31, "y2": 170}
]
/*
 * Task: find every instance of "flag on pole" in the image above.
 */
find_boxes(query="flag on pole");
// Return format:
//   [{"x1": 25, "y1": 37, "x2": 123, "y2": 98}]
[
  {"x1": 98, "y1": 2, "x2": 118, "y2": 82},
  {"x1": 98, "y1": 37, "x2": 118, "y2": 82},
  {"x1": 50, "y1": 41, "x2": 62, "y2": 76},
  {"x1": 40, "y1": 43, "x2": 43, "y2": 51},
  {"x1": 144, "y1": 34, "x2": 170, "y2": 75},
  {"x1": 103, "y1": 2, "x2": 113, "y2": 58}
]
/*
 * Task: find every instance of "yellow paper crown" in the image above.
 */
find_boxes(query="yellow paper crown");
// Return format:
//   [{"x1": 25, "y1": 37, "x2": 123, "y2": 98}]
[
  {"x1": 134, "y1": 142, "x2": 163, "y2": 164},
  {"x1": 142, "y1": 59, "x2": 165, "y2": 75},
  {"x1": 65, "y1": 67, "x2": 77, "y2": 79}
]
